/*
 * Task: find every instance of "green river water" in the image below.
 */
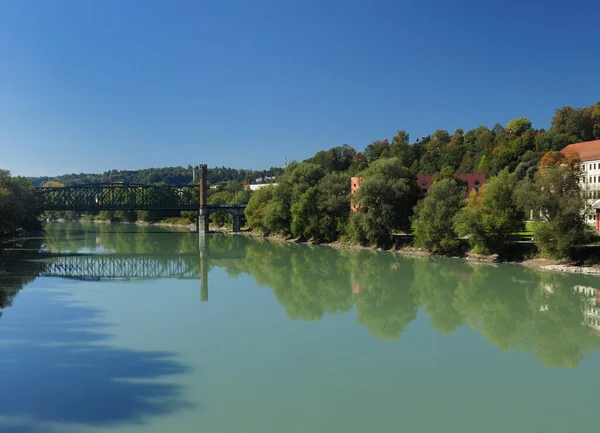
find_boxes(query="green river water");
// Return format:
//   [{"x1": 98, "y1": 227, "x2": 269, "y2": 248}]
[{"x1": 0, "y1": 222, "x2": 599, "y2": 433}]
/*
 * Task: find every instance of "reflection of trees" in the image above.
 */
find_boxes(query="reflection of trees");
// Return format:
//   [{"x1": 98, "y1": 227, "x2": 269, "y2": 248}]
[
  {"x1": 43, "y1": 222, "x2": 197, "y2": 255},
  {"x1": 241, "y1": 240, "x2": 353, "y2": 320},
  {"x1": 230, "y1": 238, "x2": 600, "y2": 367},
  {"x1": 11, "y1": 223, "x2": 600, "y2": 369},
  {"x1": 350, "y1": 251, "x2": 418, "y2": 340},
  {"x1": 527, "y1": 273, "x2": 600, "y2": 368},
  {"x1": 410, "y1": 258, "x2": 469, "y2": 333},
  {"x1": 413, "y1": 260, "x2": 600, "y2": 368},
  {"x1": 453, "y1": 265, "x2": 537, "y2": 354},
  {"x1": 0, "y1": 237, "x2": 46, "y2": 316}
]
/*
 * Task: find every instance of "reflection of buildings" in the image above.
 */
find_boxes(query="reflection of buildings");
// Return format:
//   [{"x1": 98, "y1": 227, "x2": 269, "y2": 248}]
[
  {"x1": 573, "y1": 285, "x2": 600, "y2": 331},
  {"x1": 541, "y1": 284, "x2": 600, "y2": 332}
]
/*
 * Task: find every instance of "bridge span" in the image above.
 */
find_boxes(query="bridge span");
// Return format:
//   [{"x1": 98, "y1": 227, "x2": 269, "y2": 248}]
[{"x1": 35, "y1": 164, "x2": 246, "y2": 234}]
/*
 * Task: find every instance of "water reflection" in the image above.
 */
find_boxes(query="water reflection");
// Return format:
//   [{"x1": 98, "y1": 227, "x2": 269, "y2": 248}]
[
  {"x1": 1, "y1": 236, "x2": 192, "y2": 432},
  {"x1": 3, "y1": 222, "x2": 600, "y2": 370}
]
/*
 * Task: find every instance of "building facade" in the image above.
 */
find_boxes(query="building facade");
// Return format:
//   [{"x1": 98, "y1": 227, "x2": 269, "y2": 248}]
[
  {"x1": 561, "y1": 139, "x2": 600, "y2": 230},
  {"x1": 350, "y1": 176, "x2": 363, "y2": 212},
  {"x1": 350, "y1": 173, "x2": 484, "y2": 213},
  {"x1": 417, "y1": 173, "x2": 486, "y2": 196}
]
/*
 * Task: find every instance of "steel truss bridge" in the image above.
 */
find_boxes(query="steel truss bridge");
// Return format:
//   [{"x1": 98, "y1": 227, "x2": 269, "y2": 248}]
[
  {"x1": 34, "y1": 247, "x2": 245, "y2": 302},
  {"x1": 36, "y1": 185, "x2": 201, "y2": 212},
  {"x1": 35, "y1": 165, "x2": 247, "y2": 233},
  {"x1": 38, "y1": 253, "x2": 202, "y2": 281}
]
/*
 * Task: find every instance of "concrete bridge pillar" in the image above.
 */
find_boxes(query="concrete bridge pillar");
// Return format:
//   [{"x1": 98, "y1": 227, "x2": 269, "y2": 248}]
[
  {"x1": 198, "y1": 212, "x2": 209, "y2": 234},
  {"x1": 198, "y1": 163, "x2": 209, "y2": 234}
]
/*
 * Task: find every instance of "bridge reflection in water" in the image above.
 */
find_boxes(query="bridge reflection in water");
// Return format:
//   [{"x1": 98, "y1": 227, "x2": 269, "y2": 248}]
[{"x1": 35, "y1": 235, "x2": 245, "y2": 302}]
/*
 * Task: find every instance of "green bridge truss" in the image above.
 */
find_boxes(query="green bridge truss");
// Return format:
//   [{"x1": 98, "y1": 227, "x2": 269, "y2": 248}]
[{"x1": 35, "y1": 185, "x2": 200, "y2": 211}]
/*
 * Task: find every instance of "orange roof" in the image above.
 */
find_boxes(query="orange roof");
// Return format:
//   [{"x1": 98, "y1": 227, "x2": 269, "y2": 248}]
[{"x1": 561, "y1": 140, "x2": 600, "y2": 162}]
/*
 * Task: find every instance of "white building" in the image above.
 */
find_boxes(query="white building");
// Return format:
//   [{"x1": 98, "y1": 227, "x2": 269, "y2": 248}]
[
  {"x1": 248, "y1": 183, "x2": 278, "y2": 191},
  {"x1": 562, "y1": 139, "x2": 600, "y2": 229}
]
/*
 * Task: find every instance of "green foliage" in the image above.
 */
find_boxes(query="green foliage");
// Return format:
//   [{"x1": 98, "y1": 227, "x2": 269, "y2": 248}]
[
  {"x1": 247, "y1": 161, "x2": 350, "y2": 241},
  {"x1": 348, "y1": 158, "x2": 416, "y2": 246},
  {"x1": 291, "y1": 187, "x2": 320, "y2": 240},
  {"x1": 413, "y1": 178, "x2": 465, "y2": 254},
  {"x1": 30, "y1": 165, "x2": 284, "y2": 187},
  {"x1": 455, "y1": 169, "x2": 524, "y2": 254},
  {"x1": 181, "y1": 210, "x2": 198, "y2": 224},
  {"x1": 308, "y1": 144, "x2": 356, "y2": 172},
  {"x1": 245, "y1": 186, "x2": 277, "y2": 235},
  {"x1": 0, "y1": 170, "x2": 40, "y2": 237},
  {"x1": 506, "y1": 117, "x2": 532, "y2": 135},
  {"x1": 516, "y1": 155, "x2": 590, "y2": 259}
]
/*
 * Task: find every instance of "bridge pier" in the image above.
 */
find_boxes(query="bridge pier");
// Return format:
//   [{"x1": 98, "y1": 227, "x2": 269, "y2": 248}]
[
  {"x1": 198, "y1": 163, "x2": 209, "y2": 234},
  {"x1": 198, "y1": 211, "x2": 209, "y2": 234}
]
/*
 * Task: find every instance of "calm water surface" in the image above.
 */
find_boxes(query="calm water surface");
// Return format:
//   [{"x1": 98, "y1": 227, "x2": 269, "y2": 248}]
[{"x1": 1, "y1": 222, "x2": 600, "y2": 433}]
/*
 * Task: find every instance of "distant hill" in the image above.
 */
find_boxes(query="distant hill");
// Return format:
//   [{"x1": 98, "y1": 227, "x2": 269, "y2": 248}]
[{"x1": 29, "y1": 165, "x2": 284, "y2": 187}]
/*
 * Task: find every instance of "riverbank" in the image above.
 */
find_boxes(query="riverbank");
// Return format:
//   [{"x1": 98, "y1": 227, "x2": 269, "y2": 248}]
[
  {"x1": 26, "y1": 220, "x2": 600, "y2": 277},
  {"x1": 234, "y1": 230, "x2": 600, "y2": 277}
]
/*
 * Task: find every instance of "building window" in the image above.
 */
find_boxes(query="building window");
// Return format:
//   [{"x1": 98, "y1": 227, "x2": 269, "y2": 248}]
[
  {"x1": 421, "y1": 188, "x2": 427, "y2": 193},
  {"x1": 583, "y1": 164, "x2": 586, "y2": 170},
  {"x1": 474, "y1": 188, "x2": 479, "y2": 193},
  {"x1": 474, "y1": 180, "x2": 480, "y2": 186},
  {"x1": 421, "y1": 180, "x2": 427, "y2": 186}
]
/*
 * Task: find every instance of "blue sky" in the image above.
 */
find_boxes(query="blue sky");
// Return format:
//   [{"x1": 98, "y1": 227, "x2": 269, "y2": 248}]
[{"x1": 1, "y1": 0, "x2": 599, "y2": 177}]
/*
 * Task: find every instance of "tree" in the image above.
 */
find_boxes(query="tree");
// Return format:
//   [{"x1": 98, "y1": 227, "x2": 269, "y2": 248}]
[
  {"x1": 506, "y1": 117, "x2": 533, "y2": 135},
  {"x1": 455, "y1": 169, "x2": 524, "y2": 254},
  {"x1": 0, "y1": 171, "x2": 39, "y2": 237},
  {"x1": 314, "y1": 172, "x2": 350, "y2": 242},
  {"x1": 348, "y1": 158, "x2": 417, "y2": 247},
  {"x1": 551, "y1": 106, "x2": 586, "y2": 140},
  {"x1": 516, "y1": 151, "x2": 590, "y2": 259},
  {"x1": 291, "y1": 187, "x2": 320, "y2": 240},
  {"x1": 245, "y1": 185, "x2": 276, "y2": 234},
  {"x1": 413, "y1": 177, "x2": 465, "y2": 254},
  {"x1": 364, "y1": 139, "x2": 390, "y2": 162}
]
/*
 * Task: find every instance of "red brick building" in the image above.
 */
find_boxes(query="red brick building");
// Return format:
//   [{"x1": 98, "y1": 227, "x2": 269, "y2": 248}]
[
  {"x1": 350, "y1": 176, "x2": 363, "y2": 212},
  {"x1": 417, "y1": 173, "x2": 486, "y2": 196},
  {"x1": 350, "y1": 173, "x2": 485, "y2": 213}
]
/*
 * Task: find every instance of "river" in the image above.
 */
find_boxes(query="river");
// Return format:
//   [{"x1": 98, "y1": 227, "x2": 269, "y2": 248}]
[{"x1": 1, "y1": 222, "x2": 599, "y2": 433}]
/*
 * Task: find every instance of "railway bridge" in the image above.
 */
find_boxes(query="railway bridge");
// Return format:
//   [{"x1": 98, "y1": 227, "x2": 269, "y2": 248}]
[{"x1": 35, "y1": 164, "x2": 245, "y2": 233}]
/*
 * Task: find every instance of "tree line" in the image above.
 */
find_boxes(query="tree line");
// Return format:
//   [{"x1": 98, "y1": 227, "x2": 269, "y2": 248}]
[
  {"x1": 246, "y1": 102, "x2": 600, "y2": 259},
  {"x1": 30, "y1": 165, "x2": 283, "y2": 187},
  {"x1": 0, "y1": 170, "x2": 40, "y2": 239}
]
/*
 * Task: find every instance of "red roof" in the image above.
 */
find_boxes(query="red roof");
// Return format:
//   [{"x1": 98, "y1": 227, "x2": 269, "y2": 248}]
[{"x1": 561, "y1": 140, "x2": 600, "y2": 162}]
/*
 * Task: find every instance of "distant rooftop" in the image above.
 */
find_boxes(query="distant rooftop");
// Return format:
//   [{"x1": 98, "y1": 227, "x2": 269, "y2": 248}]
[{"x1": 561, "y1": 140, "x2": 600, "y2": 161}]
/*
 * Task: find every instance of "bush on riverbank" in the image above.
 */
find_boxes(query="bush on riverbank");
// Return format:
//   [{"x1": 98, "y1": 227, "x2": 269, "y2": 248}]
[{"x1": 0, "y1": 169, "x2": 40, "y2": 238}]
